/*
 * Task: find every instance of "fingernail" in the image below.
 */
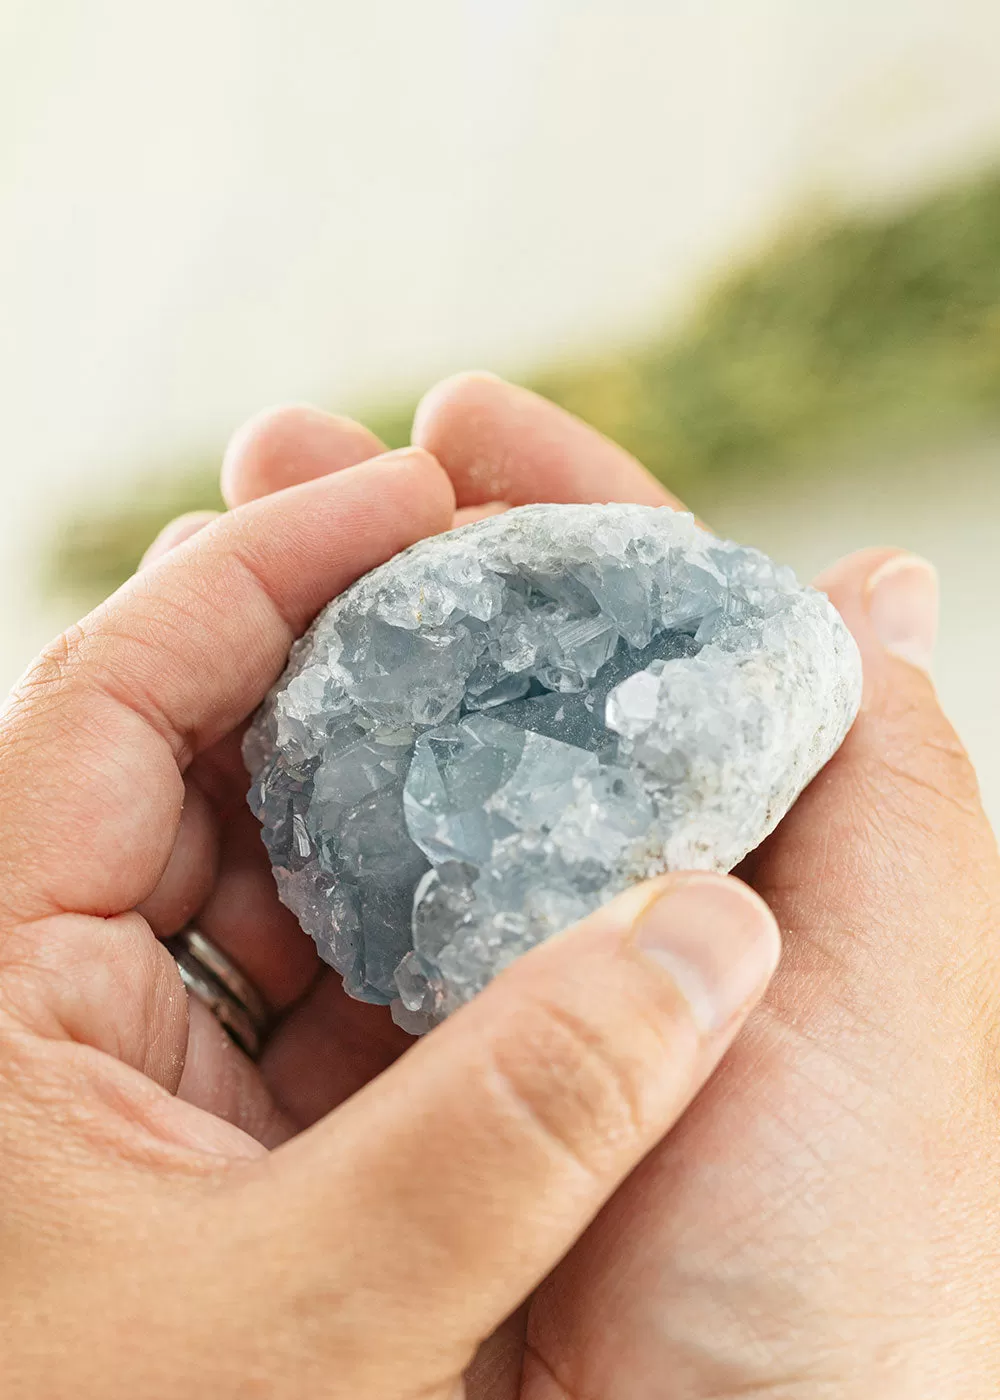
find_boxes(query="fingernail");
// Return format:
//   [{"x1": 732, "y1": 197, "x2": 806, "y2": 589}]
[
  {"x1": 866, "y1": 554, "x2": 939, "y2": 672},
  {"x1": 633, "y1": 876, "x2": 781, "y2": 1033}
]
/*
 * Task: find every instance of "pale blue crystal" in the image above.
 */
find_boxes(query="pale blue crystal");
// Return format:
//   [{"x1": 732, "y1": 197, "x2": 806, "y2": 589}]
[{"x1": 246, "y1": 504, "x2": 862, "y2": 1030}]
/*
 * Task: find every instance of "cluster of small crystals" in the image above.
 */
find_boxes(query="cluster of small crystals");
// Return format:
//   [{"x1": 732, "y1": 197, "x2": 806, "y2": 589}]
[{"x1": 245, "y1": 504, "x2": 862, "y2": 1031}]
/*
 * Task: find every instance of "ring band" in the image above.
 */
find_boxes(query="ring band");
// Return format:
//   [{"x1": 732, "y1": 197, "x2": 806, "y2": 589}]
[{"x1": 166, "y1": 927, "x2": 270, "y2": 1060}]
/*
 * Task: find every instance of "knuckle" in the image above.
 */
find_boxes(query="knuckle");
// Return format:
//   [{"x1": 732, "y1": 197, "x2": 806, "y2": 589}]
[
  {"x1": 484, "y1": 995, "x2": 653, "y2": 1181},
  {"x1": 5, "y1": 624, "x2": 87, "y2": 718},
  {"x1": 0, "y1": 627, "x2": 94, "y2": 789},
  {"x1": 4, "y1": 596, "x2": 194, "y2": 766}
]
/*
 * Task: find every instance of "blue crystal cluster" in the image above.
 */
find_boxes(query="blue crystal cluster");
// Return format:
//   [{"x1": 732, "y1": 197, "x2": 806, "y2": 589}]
[{"x1": 246, "y1": 504, "x2": 861, "y2": 1030}]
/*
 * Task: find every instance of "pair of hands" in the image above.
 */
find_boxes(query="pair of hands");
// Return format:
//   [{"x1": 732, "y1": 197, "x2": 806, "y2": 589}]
[{"x1": 1, "y1": 373, "x2": 998, "y2": 1399}]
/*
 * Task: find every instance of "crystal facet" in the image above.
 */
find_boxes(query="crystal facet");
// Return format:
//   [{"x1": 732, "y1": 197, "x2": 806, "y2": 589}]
[{"x1": 245, "y1": 504, "x2": 862, "y2": 1030}]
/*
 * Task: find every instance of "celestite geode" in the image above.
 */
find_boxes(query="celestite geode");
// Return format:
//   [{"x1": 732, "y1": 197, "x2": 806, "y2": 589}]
[{"x1": 245, "y1": 504, "x2": 862, "y2": 1031}]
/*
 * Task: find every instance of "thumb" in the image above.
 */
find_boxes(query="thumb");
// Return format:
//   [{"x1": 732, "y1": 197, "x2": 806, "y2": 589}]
[
  {"x1": 238, "y1": 873, "x2": 779, "y2": 1380},
  {"x1": 817, "y1": 546, "x2": 940, "y2": 680},
  {"x1": 743, "y1": 547, "x2": 997, "y2": 1044},
  {"x1": 814, "y1": 547, "x2": 987, "y2": 835}
]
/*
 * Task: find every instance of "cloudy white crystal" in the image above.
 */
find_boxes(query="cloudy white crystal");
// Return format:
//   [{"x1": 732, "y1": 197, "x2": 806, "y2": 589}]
[{"x1": 245, "y1": 504, "x2": 862, "y2": 1031}]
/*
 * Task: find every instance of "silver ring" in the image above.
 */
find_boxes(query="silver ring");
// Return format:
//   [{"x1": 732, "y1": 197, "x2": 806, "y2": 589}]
[{"x1": 166, "y1": 927, "x2": 270, "y2": 1060}]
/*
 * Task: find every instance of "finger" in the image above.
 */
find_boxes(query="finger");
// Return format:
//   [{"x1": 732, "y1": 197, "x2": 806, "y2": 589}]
[
  {"x1": 200, "y1": 408, "x2": 392, "y2": 1001},
  {"x1": 464, "y1": 1304, "x2": 528, "y2": 1400},
  {"x1": 221, "y1": 404, "x2": 385, "y2": 507},
  {"x1": 261, "y1": 970, "x2": 412, "y2": 1125},
  {"x1": 0, "y1": 908, "x2": 190, "y2": 1087},
  {"x1": 413, "y1": 371, "x2": 682, "y2": 510},
  {"x1": 184, "y1": 406, "x2": 393, "y2": 1019},
  {"x1": 178, "y1": 998, "x2": 295, "y2": 1149},
  {"x1": 250, "y1": 873, "x2": 780, "y2": 1372},
  {"x1": 148, "y1": 407, "x2": 386, "y2": 809},
  {"x1": 0, "y1": 449, "x2": 455, "y2": 927},
  {"x1": 809, "y1": 548, "x2": 988, "y2": 859},
  {"x1": 815, "y1": 547, "x2": 940, "y2": 684},
  {"x1": 196, "y1": 805, "x2": 319, "y2": 1013},
  {"x1": 454, "y1": 501, "x2": 511, "y2": 528},
  {"x1": 136, "y1": 777, "x2": 219, "y2": 938},
  {"x1": 140, "y1": 511, "x2": 220, "y2": 568},
  {"x1": 817, "y1": 547, "x2": 993, "y2": 879},
  {"x1": 747, "y1": 548, "x2": 996, "y2": 1004}
]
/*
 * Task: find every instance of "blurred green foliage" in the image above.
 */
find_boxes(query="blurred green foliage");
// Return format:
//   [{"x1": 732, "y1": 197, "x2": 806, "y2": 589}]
[{"x1": 50, "y1": 168, "x2": 1000, "y2": 601}]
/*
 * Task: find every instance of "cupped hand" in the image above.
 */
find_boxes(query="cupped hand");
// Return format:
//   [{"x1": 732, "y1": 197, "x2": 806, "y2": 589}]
[
  {"x1": 0, "y1": 418, "x2": 781, "y2": 1398},
  {"x1": 412, "y1": 377, "x2": 1000, "y2": 1399}
]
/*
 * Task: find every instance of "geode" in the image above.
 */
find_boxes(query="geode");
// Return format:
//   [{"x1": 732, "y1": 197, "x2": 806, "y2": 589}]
[{"x1": 245, "y1": 504, "x2": 862, "y2": 1031}]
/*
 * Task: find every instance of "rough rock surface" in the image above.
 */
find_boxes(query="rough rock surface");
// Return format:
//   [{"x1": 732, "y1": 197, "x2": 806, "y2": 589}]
[{"x1": 245, "y1": 504, "x2": 862, "y2": 1030}]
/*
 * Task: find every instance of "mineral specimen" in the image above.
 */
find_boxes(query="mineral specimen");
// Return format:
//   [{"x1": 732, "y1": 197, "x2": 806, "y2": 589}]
[{"x1": 245, "y1": 504, "x2": 862, "y2": 1031}]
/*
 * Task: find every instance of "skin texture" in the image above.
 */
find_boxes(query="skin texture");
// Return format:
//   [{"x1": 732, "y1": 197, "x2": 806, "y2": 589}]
[{"x1": 0, "y1": 377, "x2": 997, "y2": 1397}]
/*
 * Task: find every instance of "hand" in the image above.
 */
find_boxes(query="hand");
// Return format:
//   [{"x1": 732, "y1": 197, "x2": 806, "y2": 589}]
[
  {"x1": 412, "y1": 376, "x2": 1000, "y2": 1398},
  {"x1": 0, "y1": 423, "x2": 782, "y2": 1397}
]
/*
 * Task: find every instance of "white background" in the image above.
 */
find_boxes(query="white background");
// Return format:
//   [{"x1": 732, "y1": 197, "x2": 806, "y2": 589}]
[{"x1": 2, "y1": 0, "x2": 999, "y2": 822}]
